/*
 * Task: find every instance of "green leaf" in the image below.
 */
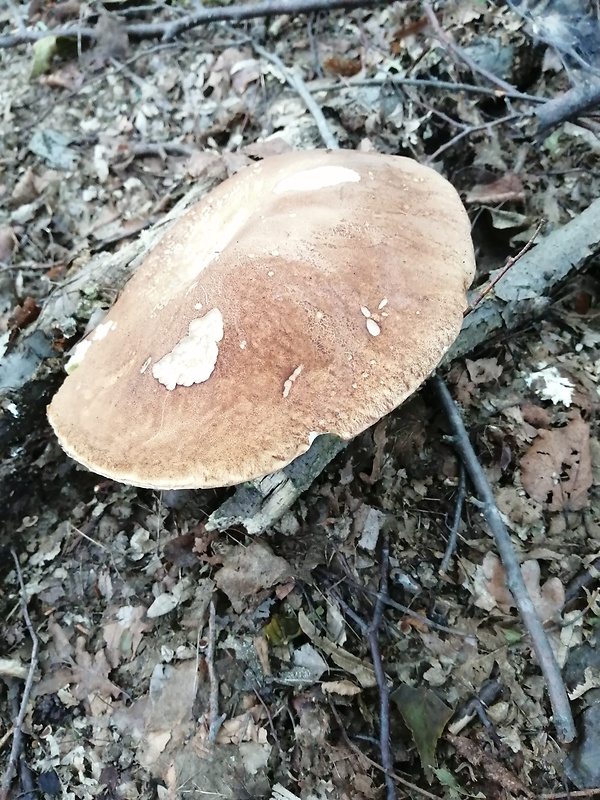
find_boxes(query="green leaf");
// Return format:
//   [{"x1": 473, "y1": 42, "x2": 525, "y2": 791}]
[
  {"x1": 502, "y1": 627, "x2": 522, "y2": 644},
  {"x1": 434, "y1": 768, "x2": 485, "y2": 798},
  {"x1": 391, "y1": 683, "x2": 453, "y2": 783},
  {"x1": 31, "y1": 36, "x2": 58, "y2": 78}
]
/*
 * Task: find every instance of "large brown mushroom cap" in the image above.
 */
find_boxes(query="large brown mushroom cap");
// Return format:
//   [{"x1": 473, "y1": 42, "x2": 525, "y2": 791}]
[{"x1": 48, "y1": 149, "x2": 476, "y2": 489}]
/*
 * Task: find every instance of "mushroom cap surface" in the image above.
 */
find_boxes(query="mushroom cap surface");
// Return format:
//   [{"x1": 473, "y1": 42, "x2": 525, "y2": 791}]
[{"x1": 48, "y1": 149, "x2": 476, "y2": 489}]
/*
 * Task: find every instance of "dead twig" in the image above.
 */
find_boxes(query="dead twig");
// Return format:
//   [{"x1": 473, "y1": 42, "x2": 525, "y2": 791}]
[
  {"x1": 448, "y1": 673, "x2": 503, "y2": 736},
  {"x1": 5, "y1": 0, "x2": 26, "y2": 32},
  {"x1": 432, "y1": 376, "x2": 576, "y2": 745},
  {"x1": 423, "y1": 4, "x2": 518, "y2": 96},
  {"x1": 425, "y1": 113, "x2": 518, "y2": 164},
  {"x1": 439, "y1": 462, "x2": 466, "y2": 574},
  {"x1": 311, "y1": 76, "x2": 546, "y2": 104},
  {"x1": 464, "y1": 220, "x2": 546, "y2": 316},
  {"x1": 0, "y1": 0, "x2": 384, "y2": 48},
  {"x1": 251, "y1": 42, "x2": 340, "y2": 149},
  {"x1": 0, "y1": 727, "x2": 14, "y2": 751},
  {"x1": 327, "y1": 700, "x2": 443, "y2": 800},
  {"x1": 129, "y1": 141, "x2": 194, "y2": 159},
  {"x1": 563, "y1": 555, "x2": 600, "y2": 609},
  {"x1": 332, "y1": 536, "x2": 396, "y2": 800},
  {"x1": 206, "y1": 601, "x2": 225, "y2": 743},
  {"x1": 369, "y1": 535, "x2": 395, "y2": 800},
  {"x1": 541, "y1": 788, "x2": 600, "y2": 799},
  {"x1": 325, "y1": 565, "x2": 472, "y2": 638},
  {"x1": 0, "y1": 552, "x2": 39, "y2": 800}
]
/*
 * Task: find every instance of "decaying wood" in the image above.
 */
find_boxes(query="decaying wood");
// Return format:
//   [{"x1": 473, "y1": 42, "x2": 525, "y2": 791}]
[{"x1": 1, "y1": 185, "x2": 599, "y2": 527}]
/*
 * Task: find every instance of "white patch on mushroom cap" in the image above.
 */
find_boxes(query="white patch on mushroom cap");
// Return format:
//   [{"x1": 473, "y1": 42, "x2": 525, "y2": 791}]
[
  {"x1": 152, "y1": 308, "x2": 224, "y2": 391},
  {"x1": 273, "y1": 166, "x2": 361, "y2": 194},
  {"x1": 66, "y1": 320, "x2": 117, "y2": 374},
  {"x1": 366, "y1": 318, "x2": 381, "y2": 336},
  {"x1": 92, "y1": 320, "x2": 117, "y2": 341},
  {"x1": 65, "y1": 340, "x2": 92, "y2": 374}
]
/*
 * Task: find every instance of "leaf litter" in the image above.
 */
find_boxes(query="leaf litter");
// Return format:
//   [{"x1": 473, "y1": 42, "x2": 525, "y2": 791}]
[{"x1": 1, "y1": 0, "x2": 600, "y2": 796}]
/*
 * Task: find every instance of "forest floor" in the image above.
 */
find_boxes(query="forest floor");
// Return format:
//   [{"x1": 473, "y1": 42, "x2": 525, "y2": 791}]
[{"x1": 1, "y1": 0, "x2": 600, "y2": 798}]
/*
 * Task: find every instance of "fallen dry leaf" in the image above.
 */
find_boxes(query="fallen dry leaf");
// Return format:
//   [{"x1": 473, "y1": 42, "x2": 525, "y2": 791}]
[
  {"x1": 103, "y1": 605, "x2": 152, "y2": 668},
  {"x1": 323, "y1": 54, "x2": 362, "y2": 77},
  {"x1": 447, "y1": 733, "x2": 533, "y2": 796},
  {"x1": 472, "y1": 552, "x2": 514, "y2": 613},
  {"x1": 137, "y1": 661, "x2": 198, "y2": 769},
  {"x1": 473, "y1": 552, "x2": 564, "y2": 622},
  {"x1": 8, "y1": 297, "x2": 41, "y2": 333},
  {"x1": 521, "y1": 412, "x2": 592, "y2": 510},
  {"x1": 34, "y1": 635, "x2": 122, "y2": 701},
  {"x1": 242, "y1": 136, "x2": 292, "y2": 159},
  {"x1": 522, "y1": 560, "x2": 565, "y2": 623},
  {"x1": 298, "y1": 609, "x2": 376, "y2": 688},
  {"x1": 215, "y1": 540, "x2": 293, "y2": 613},
  {"x1": 465, "y1": 357, "x2": 503, "y2": 385},
  {"x1": 0, "y1": 225, "x2": 17, "y2": 263},
  {"x1": 40, "y1": 62, "x2": 84, "y2": 92},
  {"x1": 520, "y1": 403, "x2": 551, "y2": 430},
  {"x1": 465, "y1": 172, "x2": 526, "y2": 204},
  {"x1": 186, "y1": 150, "x2": 227, "y2": 181},
  {"x1": 321, "y1": 679, "x2": 361, "y2": 696}
]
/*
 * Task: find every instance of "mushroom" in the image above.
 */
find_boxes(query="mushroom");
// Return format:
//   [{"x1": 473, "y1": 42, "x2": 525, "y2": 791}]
[{"x1": 47, "y1": 149, "x2": 476, "y2": 489}]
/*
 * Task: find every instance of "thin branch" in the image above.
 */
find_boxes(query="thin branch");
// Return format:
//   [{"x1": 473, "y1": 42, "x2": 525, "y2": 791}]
[
  {"x1": 439, "y1": 462, "x2": 466, "y2": 574},
  {"x1": 563, "y1": 555, "x2": 600, "y2": 609},
  {"x1": 541, "y1": 787, "x2": 600, "y2": 799},
  {"x1": 0, "y1": 0, "x2": 384, "y2": 48},
  {"x1": 310, "y1": 76, "x2": 546, "y2": 104},
  {"x1": 337, "y1": 580, "x2": 473, "y2": 638},
  {"x1": 129, "y1": 141, "x2": 194, "y2": 159},
  {"x1": 368, "y1": 535, "x2": 396, "y2": 800},
  {"x1": 331, "y1": 536, "x2": 396, "y2": 800},
  {"x1": 0, "y1": 552, "x2": 39, "y2": 800},
  {"x1": 424, "y1": 4, "x2": 518, "y2": 96},
  {"x1": 425, "y1": 113, "x2": 517, "y2": 163},
  {"x1": 206, "y1": 601, "x2": 225, "y2": 743},
  {"x1": 432, "y1": 376, "x2": 576, "y2": 745},
  {"x1": 328, "y1": 700, "x2": 443, "y2": 800},
  {"x1": 251, "y1": 42, "x2": 340, "y2": 149},
  {"x1": 464, "y1": 220, "x2": 545, "y2": 316},
  {"x1": 5, "y1": 0, "x2": 26, "y2": 32}
]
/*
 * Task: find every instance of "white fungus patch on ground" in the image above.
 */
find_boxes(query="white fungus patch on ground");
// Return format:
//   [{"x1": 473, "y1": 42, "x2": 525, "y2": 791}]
[{"x1": 525, "y1": 365, "x2": 575, "y2": 406}]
